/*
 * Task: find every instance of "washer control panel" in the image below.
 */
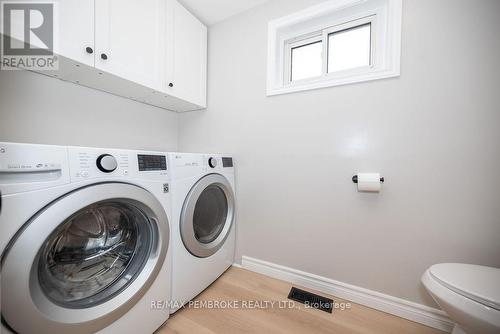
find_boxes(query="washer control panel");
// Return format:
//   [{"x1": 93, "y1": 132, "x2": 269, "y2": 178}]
[{"x1": 68, "y1": 147, "x2": 168, "y2": 182}]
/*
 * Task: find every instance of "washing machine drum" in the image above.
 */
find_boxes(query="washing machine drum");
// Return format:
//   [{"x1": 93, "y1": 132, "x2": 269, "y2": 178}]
[
  {"x1": 180, "y1": 174, "x2": 235, "y2": 258},
  {"x1": 1, "y1": 183, "x2": 169, "y2": 334}
]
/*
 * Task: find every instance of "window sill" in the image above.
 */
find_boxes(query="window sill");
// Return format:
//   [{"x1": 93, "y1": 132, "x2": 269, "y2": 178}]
[{"x1": 267, "y1": 66, "x2": 400, "y2": 96}]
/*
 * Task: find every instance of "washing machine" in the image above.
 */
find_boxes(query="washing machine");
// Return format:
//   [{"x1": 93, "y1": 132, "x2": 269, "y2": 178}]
[
  {"x1": 169, "y1": 153, "x2": 235, "y2": 312},
  {"x1": 0, "y1": 142, "x2": 172, "y2": 334}
]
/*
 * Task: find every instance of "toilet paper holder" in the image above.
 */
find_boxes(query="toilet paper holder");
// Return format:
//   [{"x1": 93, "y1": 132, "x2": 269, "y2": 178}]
[{"x1": 352, "y1": 175, "x2": 385, "y2": 183}]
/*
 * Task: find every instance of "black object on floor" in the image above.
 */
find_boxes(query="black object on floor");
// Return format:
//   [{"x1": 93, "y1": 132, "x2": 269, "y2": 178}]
[{"x1": 287, "y1": 287, "x2": 334, "y2": 313}]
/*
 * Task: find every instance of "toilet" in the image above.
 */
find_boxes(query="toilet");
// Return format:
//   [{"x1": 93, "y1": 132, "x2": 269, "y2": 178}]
[{"x1": 422, "y1": 263, "x2": 500, "y2": 334}]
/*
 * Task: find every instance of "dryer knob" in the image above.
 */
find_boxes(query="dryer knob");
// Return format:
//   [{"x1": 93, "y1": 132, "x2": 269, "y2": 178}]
[
  {"x1": 96, "y1": 154, "x2": 117, "y2": 173},
  {"x1": 208, "y1": 157, "x2": 217, "y2": 168}
]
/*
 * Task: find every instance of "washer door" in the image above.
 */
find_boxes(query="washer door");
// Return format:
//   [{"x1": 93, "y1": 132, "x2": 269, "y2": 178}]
[
  {"x1": 1, "y1": 183, "x2": 169, "y2": 334},
  {"x1": 180, "y1": 174, "x2": 234, "y2": 258}
]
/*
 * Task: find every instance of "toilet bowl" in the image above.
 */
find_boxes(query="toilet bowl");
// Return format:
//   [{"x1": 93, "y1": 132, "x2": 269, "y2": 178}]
[{"x1": 422, "y1": 263, "x2": 500, "y2": 334}]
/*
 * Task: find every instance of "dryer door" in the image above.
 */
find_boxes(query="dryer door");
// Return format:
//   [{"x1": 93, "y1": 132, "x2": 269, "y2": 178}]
[
  {"x1": 1, "y1": 183, "x2": 169, "y2": 334},
  {"x1": 180, "y1": 174, "x2": 235, "y2": 258}
]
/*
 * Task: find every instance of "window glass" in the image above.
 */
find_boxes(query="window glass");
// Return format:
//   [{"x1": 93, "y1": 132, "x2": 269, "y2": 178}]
[
  {"x1": 328, "y1": 23, "x2": 371, "y2": 73},
  {"x1": 291, "y1": 40, "x2": 323, "y2": 81}
]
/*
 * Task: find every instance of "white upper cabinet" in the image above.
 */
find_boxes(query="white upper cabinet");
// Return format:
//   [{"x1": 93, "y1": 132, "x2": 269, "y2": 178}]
[
  {"x1": 165, "y1": 0, "x2": 207, "y2": 108},
  {"x1": 4, "y1": 0, "x2": 207, "y2": 111},
  {"x1": 57, "y1": 0, "x2": 95, "y2": 67},
  {"x1": 94, "y1": 0, "x2": 165, "y2": 91}
]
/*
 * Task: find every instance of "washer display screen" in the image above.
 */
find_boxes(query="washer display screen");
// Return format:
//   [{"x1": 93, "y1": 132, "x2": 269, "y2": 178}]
[{"x1": 138, "y1": 155, "x2": 167, "y2": 171}]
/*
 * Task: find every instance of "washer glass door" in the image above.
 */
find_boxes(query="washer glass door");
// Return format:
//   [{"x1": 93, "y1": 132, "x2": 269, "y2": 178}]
[
  {"x1": 181, "y1": 174, "x2": 234, "y2": 258},
  {"x1": 39, "y1": 200, "x2": 152, "y2": 308}
]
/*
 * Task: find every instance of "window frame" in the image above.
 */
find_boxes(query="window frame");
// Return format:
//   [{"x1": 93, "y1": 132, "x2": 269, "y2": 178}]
[
  {"x1": 267, "y1": 0, "x2": 402, "y2": 96},
  {"x1": 284, "y1": 15, "x2": 377, "y2": 87}
]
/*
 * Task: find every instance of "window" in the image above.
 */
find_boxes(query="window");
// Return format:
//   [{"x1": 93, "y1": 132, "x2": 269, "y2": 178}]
[
  {"x1": 267, "y1": 0, "x2": 402, "y2": 96},
  {"x1": 285, "y1": 17, "x2": 374, "y2": 84},
  {"x1": 327, "y1": 23, "x2": 371, "y2": 73},
  {"x1": 290, "y1": 39, "x2": 323, "y2": 81}
]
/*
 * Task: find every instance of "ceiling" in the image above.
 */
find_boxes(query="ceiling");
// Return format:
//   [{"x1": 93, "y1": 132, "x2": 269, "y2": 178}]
[{"x1": 178, "y1": 0, "x2": 272, "y2": 26}]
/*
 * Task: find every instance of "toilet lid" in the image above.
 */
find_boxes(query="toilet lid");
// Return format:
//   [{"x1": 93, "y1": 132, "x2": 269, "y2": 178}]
[{"x1": 430, "y1": 263, "x2": 500, "y2": 310}]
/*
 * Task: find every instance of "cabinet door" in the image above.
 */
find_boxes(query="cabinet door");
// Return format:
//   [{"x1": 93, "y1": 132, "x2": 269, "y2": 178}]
[
  {"x1": 95, "y1": 0, "x2": 165, "y2": 91},
  {"x1": 1, "y1": 0, "x2": 94, "y2": 66},
  {"x1": 57, "y1": 0, "x2": 95, "y2": 66},
  {"x1": 166, "y1": 0, "x2": 207, "y2": 107}
]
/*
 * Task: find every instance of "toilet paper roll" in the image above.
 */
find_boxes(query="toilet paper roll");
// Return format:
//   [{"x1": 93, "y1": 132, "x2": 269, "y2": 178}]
[{"x1": 357, "y1": 173, "x2": 382, "y2": 192}]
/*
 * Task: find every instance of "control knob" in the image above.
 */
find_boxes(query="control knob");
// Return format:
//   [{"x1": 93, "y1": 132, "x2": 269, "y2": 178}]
[
  {"x1": 96, "y1": 154, "x2": 117, "y2": 173},
  {"x1": 208, "y1": 157, "x2": 217, "y2": 168}
]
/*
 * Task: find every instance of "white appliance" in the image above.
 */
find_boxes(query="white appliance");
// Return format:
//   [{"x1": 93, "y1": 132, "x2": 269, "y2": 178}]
[
  {"x1": 0, "y1": 142, "x2": 172, "y2": 334},
  {"x1": 422, "y1": 263, "x2": 500, "y2": 334},
  {"x1": 169, "y1": 153, "x2": 235, "y2": 312}
]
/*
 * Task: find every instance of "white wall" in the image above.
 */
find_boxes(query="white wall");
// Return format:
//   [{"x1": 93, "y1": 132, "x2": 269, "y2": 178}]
[
  {"x1": 178, "y1": 0, "x2": 500, "y2": 306},
  {"x1": 0, "y1": 70, "x2": 178, "y2": 151}
]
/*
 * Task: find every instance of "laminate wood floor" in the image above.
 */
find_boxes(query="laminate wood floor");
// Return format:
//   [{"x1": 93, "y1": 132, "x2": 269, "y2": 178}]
[{"x1": 157, "y1": 267, "x2": 444, "y2": 334}]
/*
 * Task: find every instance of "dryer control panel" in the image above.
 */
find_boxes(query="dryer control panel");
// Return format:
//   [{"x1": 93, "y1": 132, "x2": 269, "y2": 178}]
[{"x1": 205, "y1": 155, "x2": 234, "y2": 172}]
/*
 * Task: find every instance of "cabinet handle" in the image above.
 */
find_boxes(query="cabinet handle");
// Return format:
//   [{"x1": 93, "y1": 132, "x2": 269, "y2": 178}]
[
  {"x1": 168, "y1": 82, "x2": 174, "y2": 88},
  {"x1": 101, "y1": 53, "x2": 108, "y2": 60},
  {"x1": 86, "y1": 47, "x2": 93, "y2": 54}
]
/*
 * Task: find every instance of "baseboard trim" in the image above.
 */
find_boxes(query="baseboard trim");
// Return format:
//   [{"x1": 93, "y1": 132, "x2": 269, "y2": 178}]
[{"x1": 239, "y1": 256, "x2": 454, "y2": 333}]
